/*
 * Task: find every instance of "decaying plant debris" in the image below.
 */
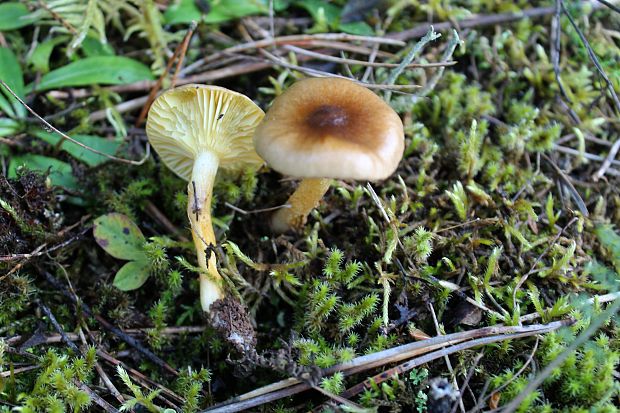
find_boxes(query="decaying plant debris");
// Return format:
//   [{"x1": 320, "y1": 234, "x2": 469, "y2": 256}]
[{"x1": 1, "y1": 0, "x2": 620, "y2": 412}]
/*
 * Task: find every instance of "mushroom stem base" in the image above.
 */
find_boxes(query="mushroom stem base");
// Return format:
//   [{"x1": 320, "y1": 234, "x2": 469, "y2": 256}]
[{"x1": 270, "y1": 177, "x2": 331, "y2": 233}]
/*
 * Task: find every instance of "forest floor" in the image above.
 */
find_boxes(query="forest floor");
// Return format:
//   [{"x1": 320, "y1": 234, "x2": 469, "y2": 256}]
[{"x1": 1, "y1": 0, "x2": 620, "y2": 412}]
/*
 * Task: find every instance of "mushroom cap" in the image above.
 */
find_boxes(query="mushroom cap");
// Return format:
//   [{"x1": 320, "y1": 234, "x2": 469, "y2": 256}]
[
  {"x1": 253, "y1": 77, "x2": 404, "y2": 180},
  {"x1": 146, "y1": 84, "x2": 264, "y2": 181}
]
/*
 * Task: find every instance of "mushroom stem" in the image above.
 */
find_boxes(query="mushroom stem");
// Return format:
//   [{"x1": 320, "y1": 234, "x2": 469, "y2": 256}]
[
  {"x1": 187, "y1": 151, "x2": 224, "y2": 312},
  {"x1": 270, "y1": 178, "x2": 331, "y2": 233}
]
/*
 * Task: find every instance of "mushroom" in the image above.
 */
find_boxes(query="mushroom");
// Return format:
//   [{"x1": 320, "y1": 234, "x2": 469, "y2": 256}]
[
  {"x1": 253, "y1": 77, "x2": 404, "y2": 233},
  {"x1": 146, "y1": 84, "x2": 263, "y2": 318}
]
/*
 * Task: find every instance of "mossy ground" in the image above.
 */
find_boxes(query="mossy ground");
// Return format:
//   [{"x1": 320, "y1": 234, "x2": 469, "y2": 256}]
[{"x1": 1, "y1": 0, "x2": 620, "y2": 412}]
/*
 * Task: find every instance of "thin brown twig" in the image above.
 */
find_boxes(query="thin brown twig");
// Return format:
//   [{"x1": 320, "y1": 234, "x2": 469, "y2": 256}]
[
  {"x1": 0, "y1": 80, "x2": 150, "y2": 165},
  {"x1": 38, "y1": 0, "x2": 77, "y2": 34},
  {"x1": 74, "y1": 380, "x2": 120, "y2": 413},
  {"x1": 135, "y1": 21, "x2": 197, "y2": 127}
]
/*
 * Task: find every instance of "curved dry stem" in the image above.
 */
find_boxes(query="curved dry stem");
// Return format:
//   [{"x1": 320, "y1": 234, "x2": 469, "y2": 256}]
[
  {"x1": 187, "y1": 151, "x2": 224, "y2": 312},
  {"x1": 270, "y1": 178, "x2": 331, "y2": 233}
]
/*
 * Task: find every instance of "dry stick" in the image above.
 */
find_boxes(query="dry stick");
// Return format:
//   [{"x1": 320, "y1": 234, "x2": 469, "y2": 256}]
[
  {"x1": 386, "y1": 1, "x2": 610, "y2": 42},
  {"x1": 0, "y1": 80, "x2": 149, "y2": 165},
  {"x1": 284, "y1": 44, "x2": 456, "y2": 68},
  {"x1": 203, "y1": 321, "x2": 569, "y2": 412},
  {"x1": 339, "y1": 321, "x2": 571, "y2": 400},
  {"x1": 75, "y1": 326, "x2": 125, "y2": 404},
  {"x1": 0, "y1": 365, "x2": 40, "y2": 378},
  {"x1": 428, "y1": 302, "x2": 465, "y2": 413},
  {"x1": 561, "y1": 0, "x2": 620, "y2": 115},
  {"x1": 541, "y1": 153, "x2": 589, "y2": 216},
  {"x1": 450, "y1": 352, "x2": 484, "y2": 413},
  {"x1": 6, "y1": 326, "x2": 206, "y2": 346},
  {"x1": 43, "y1": 271, "x2": 179, "y2": 377},
  {"x1": 88, "y1": 61, "x2": 272, "y2": 121},
  {"x1": 258, "y1": 48, "x2": 420, "y2": 91},
  {"x1": 593, "y1": 137, "x2": 620, "y2": 180},
  {"x1": 135, "y1": 21, "x2": 197, "y2": 127},
  {"x1": 0, "y1": 226, "x2": 91, "y2": 263},
  {"x1": 96, "y1": 350, "x2": 184, "y2": 408},
  {"x1": 550, "y1": 0, "x2": 578, "y2": 124},
  {"x1": 472, "y1": 337, "x2": 539, "y2": 411},
  {"x1": 499, "y1": 299, "x2": 620, "y2": 413},
  {"x1": 37, "y1": 300, "x2": 81, "y2": 354},
  {"x1": 74, "y1": 380, "x2": 120, "y2": 413},
  {"x1": 512, "y1": 217, "x2": 578, "y2": 315},
  {"x1": 38, "y1": 0, "x2": 78, "y2": 35},
  {"x1": 596, "y1": 0, "x2": 620, "y2": 12}
]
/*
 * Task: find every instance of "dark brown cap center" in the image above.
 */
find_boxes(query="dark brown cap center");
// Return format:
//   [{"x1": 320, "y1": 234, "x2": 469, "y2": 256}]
[{"x1": 306, "y1": 105, "x2": 348, "y2": 129}]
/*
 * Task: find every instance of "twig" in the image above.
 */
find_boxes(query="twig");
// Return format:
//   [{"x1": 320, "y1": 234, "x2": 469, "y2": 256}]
[
  {"x1": 596, "y1": 0, "x2": 620, "y2": 13},
  {"x1": 224, "y1": 202, "x2": 290, "y2": 215},
  {"x1": 541, "y1": 153, "x2": 589, "y2": 216},
  {"x1": 43, "y1": 271, "x2": 179, "y2": 376},
  {"x1": 258, "y1": 48, "x2": 420, "y2": 91},
  {"x1": 560, "y1": 0, "x2": 620, "y2": 116},
  {"x1": 592, "y1": 137, "x2": 620, "y2": 180},
  {"x1": 0, "y1": 226, "x2": 91, "y2": 263},
  {"x1": 339, "y1": 321, "x2": 570, "y2": 400},
  {"x1": 0, "y1": 80, "x2": 150, "y2": 166},
  {"x1": 512, "y1": 217, "x2": 578, "y2": 315},
  {"x1": 37, "y1": 300, "x2": 80, "y2": 354},
  {"x1": 450, "y1": 352, "x2": 484, "y2": 413},
  {"x1": 385, "y1": 27, "x2": 441, "y2": 101},
  {"x1": 386, "y1": 1, "x2": 609, "y2": 42},
  {"x1": 74, "y1": 380, "x2": 120, "y2": 413},
  {"x1": 284, "y1": 45, "x2": 456, "y2": 68},
  {"x1": 97, "y1": 350, "x2": 184, "y2": 406},
  {"x1": 429, "y1": 302, "x2": 465, "y2": 413},
  {"x1": 203, "y1": 320, "x2": 571, "y2": 412},
  {"x1": 499, "y1": 299, "x2": 620, "y2": 413},
  {"x1": 135, "y1": 21, "x2": 197, "y2": 127}
]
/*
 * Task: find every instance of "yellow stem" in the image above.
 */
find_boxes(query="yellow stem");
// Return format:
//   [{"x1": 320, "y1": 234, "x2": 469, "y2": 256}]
[
  {"x1": 271, "y1": 178, "x2": 331, "y2": 233},
  {"x1": 187, "y1": 151, "x2": 224, "y2": 312}
]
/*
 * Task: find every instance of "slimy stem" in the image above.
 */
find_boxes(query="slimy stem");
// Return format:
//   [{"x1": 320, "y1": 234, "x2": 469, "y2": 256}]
[
  {"x1": 270, "y1": 178, "x2": 331, "y2": 233},
  {"x1": 187, "y1": 151, "x2": 224, "y2": 312}
]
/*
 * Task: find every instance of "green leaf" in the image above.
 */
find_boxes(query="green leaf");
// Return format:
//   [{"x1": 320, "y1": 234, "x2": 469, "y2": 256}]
[
  {"x1": 8, "y1": 154, "x2": 77, "y2": 189},
  {"x1": 164, "y1": 0, "x2": 290, "y2": 24},
  {"x1": 113, "y1": 260, "x2": 151, "y2": 291},
  {"x1": 295, "y1": 0, "x2": 340, "y2": 27},
  {"x1": 0, "y1": 117, "x2": 22, "y2": 137},
  {"x1": 30, "y1": 56, "x2": 154, "y2": 92},
  {"x1": 28, "y1": 36, "x2": 70, "y2": 74},
  {"x1": 163, "y1": 0, "x2": 201, "y2": 24},
  {"x1": 0, "y1": 47, "x2": 26, "y2": 118},
  {"x1": 32, "y1": 129, "x2": 121, "y2": 166},
  {"x1": 93, "y1": 213, "x2": 147, "y2": 261},
  {"x1": 81, "y1": 36, "x2": 115, "y2": 57},
  {"x1": 0, "y1": 3, "x2": 38, "y2": 31},
  {"x1": 338, "y1": 21, "x2": 374, "y2": 35}
]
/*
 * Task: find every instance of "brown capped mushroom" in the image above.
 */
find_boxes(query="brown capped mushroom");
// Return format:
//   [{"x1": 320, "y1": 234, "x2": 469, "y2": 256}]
[{"x1": 253, "y1": 77, "x2": 405, "y2": 233}]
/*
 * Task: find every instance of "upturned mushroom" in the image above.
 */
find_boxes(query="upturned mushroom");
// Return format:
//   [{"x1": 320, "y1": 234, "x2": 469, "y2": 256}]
[
  {"x1": 146, "y1": 84, "x2": 263, "y2": 350},
  {"x1": 253, "y1": 77, "x2": 405, "y2": 233}
]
